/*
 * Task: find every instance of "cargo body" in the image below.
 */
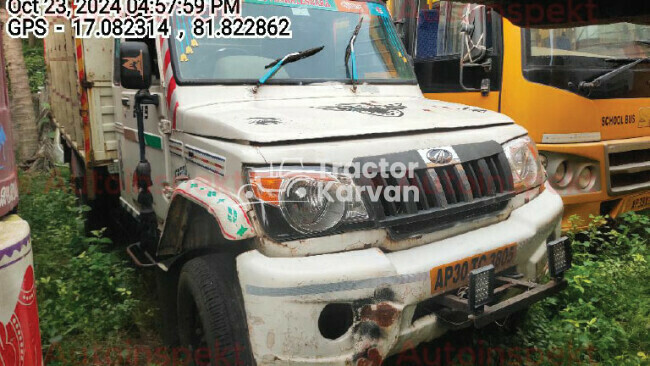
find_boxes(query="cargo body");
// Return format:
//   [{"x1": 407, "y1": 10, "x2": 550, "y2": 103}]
[
  {"x1": 45, "y1": 20, "x2": 118, "y2": 184},
  {"x1": 44, "y1": 1, "x2": 571, "y2": 364}
]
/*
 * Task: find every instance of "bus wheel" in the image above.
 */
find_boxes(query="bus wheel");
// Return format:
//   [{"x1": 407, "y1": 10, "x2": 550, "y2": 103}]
[{"x1": 177, "y1": 254, "x2": 253, "y2": 366}]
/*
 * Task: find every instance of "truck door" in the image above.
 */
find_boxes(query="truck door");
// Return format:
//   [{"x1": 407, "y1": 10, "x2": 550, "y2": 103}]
[
  {"x1": 392, "y1": 0, "x2": 503, "y2": 111},
  {"x1": 114, "y1": 39, "x2": 168, "y2": 220}
]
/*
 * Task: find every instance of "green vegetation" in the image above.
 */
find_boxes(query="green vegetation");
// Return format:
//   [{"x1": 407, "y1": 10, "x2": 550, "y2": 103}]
[
  {"x1": 18, "y1": 170, "x2": 157, "y2": 365},
  {"x1": 23, "y1": 40, "x2": 46, "y2": 94},
  {"x1": 508, "y1": 214, "x2": 650, "y2": 365}
]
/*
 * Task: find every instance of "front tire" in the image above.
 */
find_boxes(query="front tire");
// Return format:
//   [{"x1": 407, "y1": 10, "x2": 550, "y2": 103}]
[{"x1": 177, "y1": 254, "x2": 253, "y2": 366}]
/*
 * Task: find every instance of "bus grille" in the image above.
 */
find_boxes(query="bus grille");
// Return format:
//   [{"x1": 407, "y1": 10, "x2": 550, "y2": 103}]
[{"x1": 607, "y1": 142, "x2": 650, "y2": 195}]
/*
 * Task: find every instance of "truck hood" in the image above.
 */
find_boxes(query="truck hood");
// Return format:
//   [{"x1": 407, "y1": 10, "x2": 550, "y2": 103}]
[{"x1": 179, "y1": 96, "x2": 513, "y2": 143}]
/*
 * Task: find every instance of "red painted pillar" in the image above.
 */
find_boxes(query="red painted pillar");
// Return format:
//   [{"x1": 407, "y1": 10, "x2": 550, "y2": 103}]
[{"x1": 0, "y1": 216, "x2": 43, "y2": 366}]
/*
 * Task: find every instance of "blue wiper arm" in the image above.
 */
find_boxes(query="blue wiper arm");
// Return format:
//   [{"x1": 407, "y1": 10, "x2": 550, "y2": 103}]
[
  {"x1": 345, "y1": 16, "x2": 364, "y2": 91},
  {"x1": 253, "y1": 46, "x2": 325, "y2": 93}
]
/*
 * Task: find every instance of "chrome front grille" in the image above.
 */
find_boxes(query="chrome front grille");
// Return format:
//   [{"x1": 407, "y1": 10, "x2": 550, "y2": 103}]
[{"x1": 607, "y1": 142, "x2": 650, "y2": 195}]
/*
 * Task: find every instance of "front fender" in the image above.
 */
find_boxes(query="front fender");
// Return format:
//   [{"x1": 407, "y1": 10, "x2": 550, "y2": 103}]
[{"x1": 170, "y1": 178, "x2": 255, "y2": 241}]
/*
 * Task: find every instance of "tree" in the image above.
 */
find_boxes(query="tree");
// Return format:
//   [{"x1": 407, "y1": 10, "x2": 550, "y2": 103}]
[{"x1": 0, "y1": 8, "x2": 39, "y2": 161}]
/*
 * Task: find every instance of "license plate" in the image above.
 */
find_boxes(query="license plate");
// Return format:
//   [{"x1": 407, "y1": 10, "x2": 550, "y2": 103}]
[
  {"x1": 429, "y1": 243, "x2": 518, "y2": 295},
  {"x1": 627, "y1": 192, "x2": 650, "y2": 212}
]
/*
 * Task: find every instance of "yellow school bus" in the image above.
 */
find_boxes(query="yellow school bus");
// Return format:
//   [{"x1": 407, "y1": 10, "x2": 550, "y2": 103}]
[{"x1": 390, "y1": 0, "x2": 650, "y2": 229}]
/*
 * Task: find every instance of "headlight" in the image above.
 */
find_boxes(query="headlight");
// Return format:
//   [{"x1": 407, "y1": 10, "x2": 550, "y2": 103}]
[
  {"x1": 552, "y1": 160, "x2": 570, "y2": 187},
  {"x1": 577, "y1": 166, "x2": 595, "y2": 190},
  {"x1": 541, "y1": 152, "x2": 601, "y2": 195},
  {"x1": 503, "y1": 136, "x2": 545, "y2": 192},
  {"x1": 247, "y1": 168, "x2": 369, "y2": 236}
]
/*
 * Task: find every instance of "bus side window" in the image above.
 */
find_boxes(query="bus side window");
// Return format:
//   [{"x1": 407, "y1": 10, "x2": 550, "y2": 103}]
[
  {"x1": 415, "y1": 1, "x2": 465, "y2": 60},
  {"x1": 415, "y1": 3, "x2": 440, "y2": 58}
]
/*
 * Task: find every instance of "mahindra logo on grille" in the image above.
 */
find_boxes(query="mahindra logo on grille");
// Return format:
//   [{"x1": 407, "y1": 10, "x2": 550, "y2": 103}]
[{"x1": 427, "y1": 149, "x2": 454, "y2": 165}]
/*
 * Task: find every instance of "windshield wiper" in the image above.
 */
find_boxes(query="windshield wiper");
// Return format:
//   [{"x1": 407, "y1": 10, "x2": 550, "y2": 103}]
[
  {"x1": 573, "y1": 57, "x2": 650, "y2": 94},
  {"x1": 345, "y1": 16, "x2": 364, "y2": 92},
  {"x1": 253, "y1": 46, "x2": 325, "y2": 93}
]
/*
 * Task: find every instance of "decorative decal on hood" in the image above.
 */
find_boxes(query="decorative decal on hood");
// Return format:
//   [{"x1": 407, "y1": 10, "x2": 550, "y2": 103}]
[
  {"x1": 424, "y1": 105, "x2": 488, "y2": 114},
  {"x1": 248, "y1": 117, "x2": 282, "y2": 126},
  {"x1": 317, "y1": 102, "x2": 406, "y2": 117}
]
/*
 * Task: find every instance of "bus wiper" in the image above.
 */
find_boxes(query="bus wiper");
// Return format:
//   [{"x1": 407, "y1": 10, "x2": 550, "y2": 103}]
[
  {"x1": 574, "y1": 57, "x2": 650, "y2": 94},
  {"x1": 253, "y1": 46, "x2": 325, "y2": 93},
  {"x1": 345, "y1": 16, "x2": 364, "y2": 92}
]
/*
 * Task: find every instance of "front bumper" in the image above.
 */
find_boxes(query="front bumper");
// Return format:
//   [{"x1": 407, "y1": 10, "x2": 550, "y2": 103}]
[
  {"x1": 539, "y1": 135, "x2": 650, "y2": 230},
  {"x1": 236, "y1": 187, "x2": 564, "y2": 365}
]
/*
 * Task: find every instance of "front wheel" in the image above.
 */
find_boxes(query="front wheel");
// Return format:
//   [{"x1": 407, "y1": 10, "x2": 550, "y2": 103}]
[{"x1": 177, "y1": 254, "x2": 254, "y2": 366}]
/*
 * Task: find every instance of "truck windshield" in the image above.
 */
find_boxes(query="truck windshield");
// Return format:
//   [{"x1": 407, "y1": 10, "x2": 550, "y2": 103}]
[
  {"x1": 171, "y1": 1, "x2": 416, "y2": 84},
  {"x1": 522, "y1": 23, "x2": 650, "y2": 99}
]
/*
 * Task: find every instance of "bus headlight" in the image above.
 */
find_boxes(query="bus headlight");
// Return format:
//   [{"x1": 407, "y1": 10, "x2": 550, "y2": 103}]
[
  {"x1": 542, "y1": 152, "x2": 601, "y2": 195},
  {"x1": 577, "y1": 166, "x2": 596, "y2": 190},
  {"x1": 552, "y1": 160, "x2": 570, "y2": 187},
  {"x1": 503, "y1": 136, "x2": 545, "y2": 192}
]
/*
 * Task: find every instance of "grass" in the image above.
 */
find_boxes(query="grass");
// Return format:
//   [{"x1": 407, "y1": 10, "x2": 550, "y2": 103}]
[
  {"x1": 18, "y1": 170, "x2": 650, "y2": 365},
  {"x1": 484, "y1": 213, "x2": 650, "y2": 365},
  {"x1": 514, "y1": 214, "x2": 650, "y2": 364},
  {"x1": 17, "y1": 169, "x2": 159, "y2": 365}
]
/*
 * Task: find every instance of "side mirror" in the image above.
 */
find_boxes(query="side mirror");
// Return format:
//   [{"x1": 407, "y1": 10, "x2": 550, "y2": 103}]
[
  {"x1": 120, "y1": 42, "x2": 152, "y2": 90},
  {"x1": 459, "y1": 4, "x2": 491, "y2": 93},
  {"x1": 459, "y1": 5, "x2": 488, "y2": 65}
]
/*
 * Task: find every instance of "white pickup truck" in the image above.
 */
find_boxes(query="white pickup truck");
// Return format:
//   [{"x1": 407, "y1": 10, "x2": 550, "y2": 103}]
[{"x1": 45, "y1": 0, "x2": 571, "y2": 364}]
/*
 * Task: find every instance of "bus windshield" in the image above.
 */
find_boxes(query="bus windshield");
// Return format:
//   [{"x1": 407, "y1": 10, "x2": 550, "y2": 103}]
[
  {"x1": 171, "y1": 1, "x2": 416, "y2": 84},
  {"x1": 522, "y1": 23, "x2": 650, "y2": 99},
  {"x1": 526, "y1": 23, "x2": 650, "y2": 61}
]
